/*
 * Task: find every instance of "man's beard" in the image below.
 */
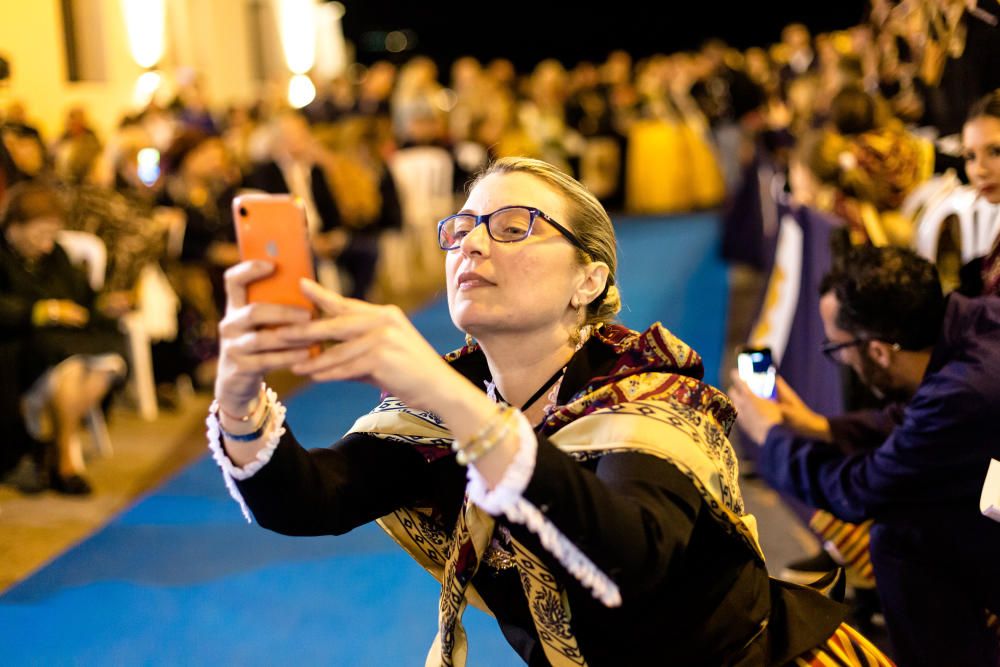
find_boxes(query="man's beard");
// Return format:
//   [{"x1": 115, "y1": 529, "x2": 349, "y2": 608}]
[{"x1": 857, "y1": 354, "x2": 911, "y2": 403}]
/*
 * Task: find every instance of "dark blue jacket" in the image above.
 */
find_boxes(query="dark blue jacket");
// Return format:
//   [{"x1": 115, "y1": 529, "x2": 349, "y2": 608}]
[
  {"x1": 759, "y1": 294, "x2": 1000, "y2": 528},
  {"x1": 759, "y1": 294, "x2": 1000, "y2": 666}
]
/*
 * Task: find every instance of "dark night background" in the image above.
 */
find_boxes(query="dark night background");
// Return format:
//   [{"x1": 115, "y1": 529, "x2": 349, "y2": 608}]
[{"x1": 336, "y1": 0, "x2": 868, "y2": 71}]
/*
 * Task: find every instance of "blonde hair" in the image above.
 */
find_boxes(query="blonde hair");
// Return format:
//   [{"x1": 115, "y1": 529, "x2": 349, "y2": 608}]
[{"x1": 471, "y1": 157, "x2": 621, "y2": 328}]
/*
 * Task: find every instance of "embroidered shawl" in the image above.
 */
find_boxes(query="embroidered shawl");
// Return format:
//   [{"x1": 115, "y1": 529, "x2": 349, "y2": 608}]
[{"x1": 346, "y1": 323, "x2": 762, "y2": 666}]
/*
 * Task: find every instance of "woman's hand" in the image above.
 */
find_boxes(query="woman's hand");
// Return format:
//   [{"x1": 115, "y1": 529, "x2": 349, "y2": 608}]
[
  {"x1": 279, "y1": 279, "x2": 470, "y2": 415},
  {"x1": 215, "y1": 261, "x2": 314, "y2": 416},
  {"x1": 32, "y1": 299, "x2": 90, "y2": 328}
]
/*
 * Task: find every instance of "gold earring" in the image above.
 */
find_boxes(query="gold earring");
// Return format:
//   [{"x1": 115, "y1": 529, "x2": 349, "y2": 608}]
[{"x1": 465, "y1": 333, "x2": 475, "y2": 347}]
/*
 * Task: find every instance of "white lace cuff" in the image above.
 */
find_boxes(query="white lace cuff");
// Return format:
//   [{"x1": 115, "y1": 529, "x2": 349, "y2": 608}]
[
  {"x1": 206, "y1": 385, "x2": 287, "y2": 523},
  {"x1": 465, "y1": 409, "x2": 537, "y2": 513},
  {"x1": 466, "y1": 411, "x2": 622, "y2": 608}
]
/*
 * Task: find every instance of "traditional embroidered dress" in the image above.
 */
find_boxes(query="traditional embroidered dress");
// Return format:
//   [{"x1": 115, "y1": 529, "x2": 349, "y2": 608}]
[{"x1": 210, "y1": 323, "x2": 893, "y2": 666}]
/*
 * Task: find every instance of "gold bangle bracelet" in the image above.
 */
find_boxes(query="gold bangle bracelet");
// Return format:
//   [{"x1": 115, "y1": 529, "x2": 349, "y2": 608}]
[{"x1": 454, "y1": 406, "x2": 517, "y2": 466}]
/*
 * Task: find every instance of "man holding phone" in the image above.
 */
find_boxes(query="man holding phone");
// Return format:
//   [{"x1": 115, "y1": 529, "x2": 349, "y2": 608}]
[{"x1": 730, "y1": 245, "x2": 1000, "y2": 666}]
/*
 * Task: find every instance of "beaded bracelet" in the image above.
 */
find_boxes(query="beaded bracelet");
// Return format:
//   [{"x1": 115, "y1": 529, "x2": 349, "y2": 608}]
[
  {"x1": 212, "y1": 397, "x2": 273, "y2": 443},
  {"x1": 453, "y1": 406, "x2": 517, "y2": 466}
]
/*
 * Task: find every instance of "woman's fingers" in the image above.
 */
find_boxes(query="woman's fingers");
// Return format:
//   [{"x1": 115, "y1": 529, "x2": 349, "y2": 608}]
[
  {"x1": 290, "y1": 327, "x2": 382, "y2": 375},
  {"x1": 224, "y1": 260, "x2": 275, "y2": 310},
  {"x1": 220, "y1": 302, "x2": 313, "y2": 337},
  {"x1": 306, "y1": 352, "x2": 376, "y2": 384},
  {"x1": 229, "y1": 347, "x2": 313, "y2": 375},
  {"x1": 278, "y1": 313, "x2": 382, "y2": 344},
  {"x1": 300, "y1": 278, "x2": 380, "y2": 317},
  {"x1": 227, "y1": 327, "x2": 310, "y2": 356}
]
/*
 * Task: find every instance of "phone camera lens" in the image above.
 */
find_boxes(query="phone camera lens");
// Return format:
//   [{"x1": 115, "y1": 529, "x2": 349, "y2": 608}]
[{"x1": 239, "y1": 206, "x2": 248, "y2": 217}]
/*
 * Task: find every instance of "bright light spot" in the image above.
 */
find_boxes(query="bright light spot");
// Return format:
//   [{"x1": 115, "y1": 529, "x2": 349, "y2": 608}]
[
  {"x1": 278, "y1": 0, "x2": 317, "y2": 74},
  {"x1": 136, "y1": 147, "x2": 160, "y2": 186},
  {"x1": 385, "y1": 30, "x2": 408, "y2": 53},
  {"x1": 327, "y1": 1, "x2": 345, "y2": 19},
  {"x1": 288, "y1": 74, "x2": 317, "y2": 108},
  {"x1": 121, "y1": 0, "x2": 166, "y2": 68},
  {"x1": 435, "y1": 88, "x2": 457, "y2": 112},
  {"x1": 133, "y1": 70, "x2": 162, "y2": 107}
]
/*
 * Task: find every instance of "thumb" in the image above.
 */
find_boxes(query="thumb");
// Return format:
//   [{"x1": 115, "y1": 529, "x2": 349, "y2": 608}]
[{"x1": 774, "y1": 376, "x2": 800, "y2": 404}]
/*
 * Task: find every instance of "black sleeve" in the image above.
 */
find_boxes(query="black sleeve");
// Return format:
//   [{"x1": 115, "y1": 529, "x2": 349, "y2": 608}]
[
  {"x1": 376, "y1": 170, "x2": 403, "y2": 232},
  {"x1": 0, "y1": 262, "x2": 34, "y2": 333},
  {"x1": 244, "y1": 162, "x2": 283, "y2": 193},
  {"x1": 311, "y1": 165, "x2": 343, "y2": 232},
  {"x1": 827, "y1": 405, "x2": 905, "y2": 455},
  {"x1": 506, "y1": 438, "x2": 704, "y2": 601},
  {"x1": 234, "y1": 426, "x2": 451, "y2": 537}
]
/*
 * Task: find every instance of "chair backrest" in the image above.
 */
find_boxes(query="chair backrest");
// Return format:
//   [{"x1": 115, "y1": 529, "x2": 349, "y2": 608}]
[
  {"x1": 900, "y1": 171, "x2": 960, "y2": 222},
  {"x1": 965, "y1": 197, "x2": 1000, "y2": 262},
  {"x1": 57, "y1": 230, "x2": 107, "y2": 291},
  {"x1": 389, "y1": 146, "x2": 456, "y2": 231},
  {"x1": 913, "y1": 186, "x2": 999, "y2": 264}
]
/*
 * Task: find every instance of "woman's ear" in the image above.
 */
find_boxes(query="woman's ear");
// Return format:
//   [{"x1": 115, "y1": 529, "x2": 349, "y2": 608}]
[{"x1": 574, "y1": 261, "x2": 610, "y2": 307}]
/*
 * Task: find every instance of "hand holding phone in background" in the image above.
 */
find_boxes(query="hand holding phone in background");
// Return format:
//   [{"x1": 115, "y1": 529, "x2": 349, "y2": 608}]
[
  {"x1": 737, "y1": 346, "x2": 777, "y2": 400},
  {"x1": 731, "y1": 348, "x2": 833, "y2": 444}
]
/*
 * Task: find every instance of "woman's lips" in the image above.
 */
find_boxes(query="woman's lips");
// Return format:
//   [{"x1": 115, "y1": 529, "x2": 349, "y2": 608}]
[{"x1": 456, "y1": 272, "x2": 495, "y2": 289}]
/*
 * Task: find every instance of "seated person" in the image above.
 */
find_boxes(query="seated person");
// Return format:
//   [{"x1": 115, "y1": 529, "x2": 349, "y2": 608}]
[
  {"x1": 245, "y1": 111, "x2": 377, "y2": 299},
  {"x1": 731, "y1": 245, "x2": 1000, "y2": 666},
  {"x1": 0, "y1": 181, "x2": 127, "y2": 494}
]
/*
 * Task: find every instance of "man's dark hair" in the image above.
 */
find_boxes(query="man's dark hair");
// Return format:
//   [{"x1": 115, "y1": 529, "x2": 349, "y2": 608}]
[{"x1": 820, "y1": 245, "x2": 945, "y2": 350}]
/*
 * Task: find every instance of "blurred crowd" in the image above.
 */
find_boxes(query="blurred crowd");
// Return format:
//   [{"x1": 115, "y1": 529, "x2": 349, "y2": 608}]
[
  {"x1": 0, "y1": 0, "x2": 995, "y2": 534},
  {"x1": 1, "y1": 0, "x2": 999, "y2": 662}
]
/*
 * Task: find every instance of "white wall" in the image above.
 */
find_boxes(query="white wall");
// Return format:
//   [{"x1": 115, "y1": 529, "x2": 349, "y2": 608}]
[{"x1": 0, "y1": 0, "x2": 265, "y2": 141}]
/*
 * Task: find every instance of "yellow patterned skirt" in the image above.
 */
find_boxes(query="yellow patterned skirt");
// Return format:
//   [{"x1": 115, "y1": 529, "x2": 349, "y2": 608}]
[{"x1": 793, "y1": 623, "x2": 895, "y2": 666}]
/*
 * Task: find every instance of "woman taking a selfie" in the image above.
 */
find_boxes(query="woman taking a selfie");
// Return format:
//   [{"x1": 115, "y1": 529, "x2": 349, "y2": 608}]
[{"x1": 209, "y1": 157, "x2": 890, "y2": 665}]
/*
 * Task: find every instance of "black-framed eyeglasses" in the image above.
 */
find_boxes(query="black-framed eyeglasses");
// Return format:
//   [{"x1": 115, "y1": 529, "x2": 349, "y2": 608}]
[
  {"x1": 437, "y1": 205, "x2": 586, "y2": 252},
  {"x1": 820, "y1": 338, "x2": 869, "y2": 363}
]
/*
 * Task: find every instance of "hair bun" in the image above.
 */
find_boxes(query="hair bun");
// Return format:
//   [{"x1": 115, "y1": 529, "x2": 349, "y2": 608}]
[{"x1": 590, "y1": 283, "x2": 622, "y2": 325}]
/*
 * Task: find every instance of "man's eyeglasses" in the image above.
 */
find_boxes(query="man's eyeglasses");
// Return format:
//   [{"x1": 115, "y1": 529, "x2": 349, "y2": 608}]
[
  {"x1": 820, "y1": 338, "x2": 869, "y2": 364},
  {"x1": 437, "y1": 205, "x2": 586, "y2": 252}
]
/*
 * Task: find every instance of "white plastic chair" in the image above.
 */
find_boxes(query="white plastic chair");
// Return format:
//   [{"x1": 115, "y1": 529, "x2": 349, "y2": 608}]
[
  {"x1": 900, "y1": 172, "x2": 960, "y2": 224},
  {"x1": 384, "y1": 146, "x2": 456, "y2": 299},
  {"x1": 56, "y1": 230, "x2": 106, "y2": 291},
  {"x1": 914, "y1": 187, "x2": 1000, "y2": 265}
]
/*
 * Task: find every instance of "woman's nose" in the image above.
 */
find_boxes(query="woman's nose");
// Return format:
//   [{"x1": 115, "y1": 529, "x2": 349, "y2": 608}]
[{"x1": 459, "y1": 222, "x2": 491, "y2": 256}]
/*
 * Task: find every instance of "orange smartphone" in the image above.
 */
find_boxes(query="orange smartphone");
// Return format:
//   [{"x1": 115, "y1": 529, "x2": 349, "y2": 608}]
[
  {"x1": 232, "y1": 193, "x2": 316, "y2": 312},
  {"x1": 233, "y1": 193, "x2": 322, "y2": 357}
]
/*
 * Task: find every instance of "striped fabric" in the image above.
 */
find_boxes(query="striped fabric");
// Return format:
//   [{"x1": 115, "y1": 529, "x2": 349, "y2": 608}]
[
  {"x1": 809, "y1": 511, "x2": 876, "y2": 587},
  {"x1": 793, "y1": 623, "x2": 896, "y2": 666}
]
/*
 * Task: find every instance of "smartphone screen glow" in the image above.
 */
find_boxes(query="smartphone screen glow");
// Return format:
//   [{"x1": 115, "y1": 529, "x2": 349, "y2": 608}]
[{"x1": 738, "y1": 350, "x2": 777, "y2": 399}]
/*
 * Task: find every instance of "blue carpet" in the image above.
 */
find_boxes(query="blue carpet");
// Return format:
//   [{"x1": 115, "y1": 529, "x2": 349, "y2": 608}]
[{"x1": 0, "y1": 214, "x2": 727, "y2": 665}]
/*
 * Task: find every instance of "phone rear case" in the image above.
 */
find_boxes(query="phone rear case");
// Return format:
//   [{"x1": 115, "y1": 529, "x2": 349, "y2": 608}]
[{"x1": 232, "y1": 194, "x2": 316, "y2": 313}]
